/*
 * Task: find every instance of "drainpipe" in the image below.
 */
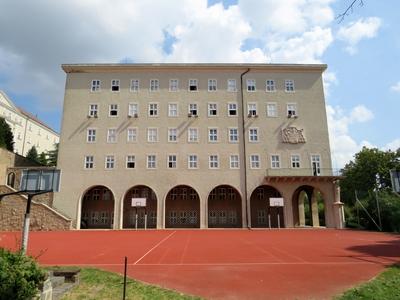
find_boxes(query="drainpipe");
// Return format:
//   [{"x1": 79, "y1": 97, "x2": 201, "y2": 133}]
[{"x1": 240, "y1": 68, "x2": 250, "y2": 228}]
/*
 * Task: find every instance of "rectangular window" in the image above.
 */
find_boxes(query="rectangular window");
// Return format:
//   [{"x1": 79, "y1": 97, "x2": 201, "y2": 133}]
[
  {"x1": 168, "y1": 103, "x2": 178, "y2": 117},
  {"x1": 188, "y1": 128, "x2": 198, "y2": 142},
  {"x1": 230, "y1": 155, "x2": 239, "y2": 169},
  {"x1": 169, "y1": 79, "x2": 179, "y2": 91},
  {"x1": 150, "y1": 79, "x2": 159, "y2": 91},
  {"x1": 148, "y1": 103, "x2": 158, "y2": 117},
  {"x1": 311, "y1": 154, "x2": 321, "y2": 176},
  {"x1": 267, "y1": 103, "x2": 277, "y2": 117},
  {"x1": 249, "y1": 128, "x2": 258, "y2": 142},
  {"x1": 291, "y1": 154, "x2": 301, "y2": 168},
  {"x1": 109, "y1": 104, "x2": 118, "y2": 117},
  {"x1": 168, "y1": 128, "x2": 178, "y2": 142},
  {"x1": 105, "y1": 155, "x2": 115, "y2": 169},
  {"x1": 287, "y1": 103, "x2": 297, "y2": 117},
  {"x1": 208, "y1": 128, "x2": 218, "y2": 142},
  {"x1": 147, "y1": 128, "x2": 158, "y2": 142},
  {"x1": 189, "y1": 103, "x2": 198, "y2": 116},
  {"x1": 250, "y1": 155, "x2": 260, "y2": 169},
  {"x1": 266, "y1": 80, "x2": 275, "y2": 92},
  {"x1": 91, "y1": 80, "x2": 100, "y2": 92},
  {"x1": 248, "y1": 103, "x2": 257, "y2": 117},
  {"x1": 128, "y1": 103, "x2": 138, "y2": 117},
  {"x1": 107, "y1": 129, "x2": 117, "y2": 143},
  {"x1": 127, "y1": 128, "x2": 137, "y2": 142},
  {"x1": 126, "y1": 155, "x2": 136, "y2": 169},
  {"x1": 229, "y1": 128, "x2": 238, "y2": 142},
  {"x1": 189, "y1": 79, "x2": 198, "y2": 91},
  {"x1": 147, "y1": 155, "x2": 156, "y2": 169},
  {"x1": 84, "y1": 156, "x2": 94, "y2": 169},
  {"x1": 168, "y1": 155, "x2": 177, "y2": 169},
  {"x1": 271, "y1": 155, "x2": 281, "y2": 169},
  {"x1": 227, "y1": 79, "x2": 237, "y2": 92},
  {"x1": 247, "y1": 79, "x2": 256, "y2": 91},
  {"x1": 285, "y1": 80, "x2": 295, "y2": 92},
  {"x1": 87, "y1": 129, "x2": 96, "y2": 143},
  {"x1": 188, "y1": 155, "x2": 198, "y2": 169},
  {"x1": 130, "y1": 79, "x2": 139, "y2": 92},
  {"x1": 208, "y1": 79, "x2": 217, "y2": 91},
  {"x1": 111, "y1": 79, "x2": 120, "y2": 92},
  {"x1": 209, "y1": 155, "x2": 219, "y2": 169},
  {"x1": 88, "y1": 104, "x2": 98, "y2": 117},
  {"x1": 208, "y1": 103, "x2": 217, "y2": 116},
  {"x1": 228, "y1": 103, "x2": 237, "y2": 116}
]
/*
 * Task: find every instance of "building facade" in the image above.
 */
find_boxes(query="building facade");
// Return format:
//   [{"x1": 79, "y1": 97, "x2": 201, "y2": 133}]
[
  {"x1": 54, "y1": 64, "x2": 344, "y2": 230},
  {"x1": 0, "y1": 91, "x2": 59, "y2": 156}
]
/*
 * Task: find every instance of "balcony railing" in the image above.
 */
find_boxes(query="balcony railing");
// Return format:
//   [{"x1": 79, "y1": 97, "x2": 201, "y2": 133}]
[{"x1": 265, "y1": 168, "x2": 342, "y2": 177}]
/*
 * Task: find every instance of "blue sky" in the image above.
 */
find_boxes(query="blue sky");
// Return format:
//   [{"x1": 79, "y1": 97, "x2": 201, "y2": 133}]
[{"x1": 0, "y1": 0, "x2": 399, "y2": 167}]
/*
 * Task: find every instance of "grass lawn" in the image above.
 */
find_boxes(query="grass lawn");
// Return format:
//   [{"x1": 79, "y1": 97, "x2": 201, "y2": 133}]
[
  {"x1": 337, "y1": 265, "x2": 400, "y2": 300},
  {"x1": 49, "y1": 267, "x2": 201, "y2": 300}
]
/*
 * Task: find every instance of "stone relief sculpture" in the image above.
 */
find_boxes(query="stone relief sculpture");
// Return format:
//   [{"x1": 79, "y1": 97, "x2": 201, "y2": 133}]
[{"x1": 281, "y1": 127, "x2": 306, "y2": 144}]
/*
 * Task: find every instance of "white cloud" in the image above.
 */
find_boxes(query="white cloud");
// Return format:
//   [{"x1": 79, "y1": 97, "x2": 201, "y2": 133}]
[
  {"x1": 322, "y1": 71, "x2": 338, "y2": 97},
  {"x1": 350, "y1": 105, "x2": 374, "y2": 123},
  {"x1": 383, "y1": 139, "x2": 400, "y2": 152},
  {"x1": 390, "y1": 81, "x2": 400, "y2": 93},
  {"x1": 337, "y1": 17, "x2": 382, "y2": 54}
]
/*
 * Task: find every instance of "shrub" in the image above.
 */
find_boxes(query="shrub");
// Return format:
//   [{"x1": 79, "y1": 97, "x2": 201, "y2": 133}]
[{"x1": 0, "y1": 248, "x2": 46, "y2": 300}]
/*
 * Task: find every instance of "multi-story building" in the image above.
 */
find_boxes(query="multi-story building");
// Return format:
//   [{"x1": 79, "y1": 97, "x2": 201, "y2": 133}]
[
  {"x1": 54, "y1": 63, "x2": 344, "y2": 230},
  {"x1": 0, "y1": 90, "x2": 59, "y2": 156}
]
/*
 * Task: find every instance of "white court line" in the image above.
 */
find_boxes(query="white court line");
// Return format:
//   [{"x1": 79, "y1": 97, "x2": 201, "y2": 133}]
[{"x1": 134, "y1": 230, "x2": 176, "y2": 265}]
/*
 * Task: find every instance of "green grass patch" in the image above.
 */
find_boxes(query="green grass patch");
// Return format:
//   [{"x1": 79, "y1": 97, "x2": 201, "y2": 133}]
[
  {"x1": 337, "y1": 265, "x2": 400, "y2": 300},
  {"x1": 48, "y1": 267, "x2": 201, "y2": 300}
]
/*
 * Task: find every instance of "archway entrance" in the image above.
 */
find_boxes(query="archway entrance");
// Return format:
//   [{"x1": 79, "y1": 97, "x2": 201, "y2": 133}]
[
  {"x1": 250, "y1": 185, "x2": 284, "y2": 228},
  {"x1": 208, "y1": 185, "x2": 242, "y2": 228},
  {"x1": 7, "y1": 172, "x2": 15, "y2": 188},
  {"x1": 292, "y1": 185, "x2": 326, "y2": 227},
  {"x1": 81, "y1": 186, "x2": 114, "y2": 229},
  {"x1": 123, "y1": 185, "x2": 157, "y2": 229},
  {"x1": 165, "y1": 185, "x2": 200, "y2": 228}
]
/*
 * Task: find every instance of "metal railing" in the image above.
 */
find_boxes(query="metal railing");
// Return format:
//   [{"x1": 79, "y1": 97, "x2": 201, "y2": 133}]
[{"x1": 265, "y1": 168, "x2": 342, "y2": 177}]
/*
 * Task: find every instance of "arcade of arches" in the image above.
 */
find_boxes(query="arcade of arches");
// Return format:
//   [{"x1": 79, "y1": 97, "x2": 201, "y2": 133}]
[
  {"x1": 208, "y1": 185, "x2": 242, "y2": 228},
  {"x1": 250, "y1": 185, "x2": 284, "y2": 228},
  {"x1": 81, "y1": 186, "x2": 114, "y2": 229},
  {"x1": 292, "y1": 185, "x2": 326, "y2": 227}
]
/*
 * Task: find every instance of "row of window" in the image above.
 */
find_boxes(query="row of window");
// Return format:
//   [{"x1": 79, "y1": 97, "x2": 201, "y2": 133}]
[
  {"x1": 84, "y1": 154, "x2": 322, "y2": 171},
  {"x1": 91, "y1": 78, "x2": 295, "y2": 93},
  {"x1": 88, "y1": 102, "x2": 297, "y2": 118}
]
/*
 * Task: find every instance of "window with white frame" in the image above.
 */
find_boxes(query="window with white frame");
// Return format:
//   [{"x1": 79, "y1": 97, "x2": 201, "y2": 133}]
[
  {"x1": 189, "y1": 103, "x2": 198, "y2": 116},
  {"x1": 148, "y1": 103, "x2": 158, "y2": 116},
  {"x1": 229, "y1": 128, "x2": 238, "y2": 142},
  {"x1": 311, "y1": 154, "x2": 321, "y2": 176},
  {"x1": 168, "y1": 103, "x2": 178, "y2": 117},
  {"x1": 209, "y1": 155, "x2": 219, "y2": 169},
  {"x1": 87, "y1": 129, "x2": 96, "y2": 143},
  {"x1": 250, "y1": 155, "x2": 260, "y2": 169},
  {"x1": 128, "y1": 103, "x2": 138, "y2": 117},
  {"x1": 208, "y1": 103, "x2": 217, "y2": 116},
  {"x1": 228, "y1": 103, "x2": 237, "y2": 116},
  {"x1": 230, "y1": 155, "x2": 239, "y2": 169},
  {"x1": 91, "y1": 80, "x2": 100, "y2": 92},
  {"x1": 208, "y1": 128, "x2": 218, "y2": 142},
  {"x1": 271, "y1": 155, "x2": 281, "y2": 168},
  {"x1": 266, "y1": 80, "x2": 275, "y2": 92},
  {"x1": 168, "y1": 128, "x2": 178, "y2": 142},
  {"x1": 291, "y1": 154, "x2": 300, "y2": 168},
  {"x1": 126, "y1": 155, "x2": 136, "y2": 168},
  {"x1": 248, "y1": 103, "x2": 257, "y2": 116},
  {"x1": 247, "y1": 79, "x2": 256, "y2": 91},
  {"x1": 111, "y1": 79, "x2": 120, "y2": 92},
  {"x1": 147, "y1": 155, "x2": 156, "y2": 169},
  {"x1": 109, "y1": 104, "x2": 118, "y2": 117},
  {"x1": 188, "y1": 128, "x2": 198, "y2": 142},
  {"x1": 285, "y1": 80, "x2": 295, "y2": 92},
  {"x1": 267, "y1": 103, "x2": 277, "y2": 117},
  {"x1": 88, "y1": 104, "x2": 98, "y2": 117},
  {"x1": 127, "y1": 128, "x2": 137, "y2": 142},
  {"x1": 105, "y1": 155, "x2": 115, "y2": 169},
  {"x1": 130, "y1": 79, "x2": 139, "y2": 92},
  {"x1": 169, "y1": 79, "x2": 179, "y2": 91},
  {"x1": 227, "y1": 79, "x2": 237, "y2": 92},
  {"x1": 189, "y1": 79, "x2": 198, "y2": 91},
  {"x1": 150, "y1": 79, "x2": 159, "y2": 91},
  {"x1": 249, "y1": 128, "x2": 258, "y2": 142},
  {"x1": 147, "y1": 128, "x2": 158, "y2": 142},
  {"x1": 208, "y1": 79, "x2": 217, "y2": 91},
  {"x1": 84, "y1": 156, "x2": 94, "y2": 169},
  {"x1": 188, "y1": 155, "x2": 198, "y2": 169},
  {"x1": 287, "y1": 103, "x2": 297, "y2": 117},
  {"x1": 107, "y1": 128, "x2": 117, "y2": 143},
  {"x1": 168, "y1": 154, "x2": 177, "y2": 169}
]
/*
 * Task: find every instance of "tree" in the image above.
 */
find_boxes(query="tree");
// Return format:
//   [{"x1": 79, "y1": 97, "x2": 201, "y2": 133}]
[
  {"x1": 336, "y1": 0, "x2": 364, "y2": 22},
  {"x1": 38, "y1": 152, "x2": 48, "y2": 166},
  {"x1": 26, "y1": 146, "x2": 39, "y2": 163},
  {"x1": 46, "y1": 143, "x2": 59, "y2": 166},
  {"x1": 0, "y1": 117, "x2": 14, "y2": 151}
]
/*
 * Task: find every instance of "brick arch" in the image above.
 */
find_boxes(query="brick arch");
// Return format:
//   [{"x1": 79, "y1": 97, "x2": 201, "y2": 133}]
[
  {"x1": 6, "y1": 172, "x2": 16, "y2": 188},
  {"x1": 292, "y1": 185, "x2": 326, "y2": 227},
  {"x1": 250, "y1": 185, "x2": 284, "y2": 228}
]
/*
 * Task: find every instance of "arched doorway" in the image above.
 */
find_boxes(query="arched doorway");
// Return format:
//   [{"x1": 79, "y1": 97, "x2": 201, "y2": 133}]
[
  {"x1": 250, "y1": 185, "x2": 284, "y2": 228},
  {"x1": 208, "y1": 185, "x2": 242, "y2": 228},
  {"x1": 292, "y1": 185, "x2": 326, "y2": 227},
  {"x1": 81, "y1": 186, "x2": 114, "y2": 229},
  {"x1": 165, "y1": 185, "x2": 200, "y2": 228},
  {"x1": 7, "y1": 172, "x2": 15, "y2": 188},
  {"x1": 123, "y1": 185, "x2": 157, "y2": 229}
]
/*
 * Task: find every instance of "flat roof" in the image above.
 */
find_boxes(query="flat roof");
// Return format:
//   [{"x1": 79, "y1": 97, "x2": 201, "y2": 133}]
[{"x1": 62, "y1": 63, "x2": 327, "y2": 73}]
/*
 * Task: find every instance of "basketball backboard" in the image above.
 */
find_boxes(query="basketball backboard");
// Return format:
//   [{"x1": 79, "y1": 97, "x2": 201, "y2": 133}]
[
  {"x1": 131, "y1": 197, "x2": 146, "y2": 207},
  {"x1": 20, "y1": 169, "x2": 61, "y2": 192},
  {"x1": 269, "y1": 197, "x2": 284, "y2": 207},
  {"x1": 390, "y1": 170, "x2": 400, "y2": 193}
]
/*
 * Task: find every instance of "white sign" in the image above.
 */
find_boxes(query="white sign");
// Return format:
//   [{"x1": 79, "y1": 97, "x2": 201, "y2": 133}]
[
  {"x1": 131, "y1": 198, "x2": 146, "y2": 207},
  {"x1": 269, "y1": 197, "x2": 284, "y2": 207}
]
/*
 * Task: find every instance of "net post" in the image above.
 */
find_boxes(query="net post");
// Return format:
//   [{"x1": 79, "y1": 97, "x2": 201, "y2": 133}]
[
  {"x1": 268, "y1": 214, "x2": 271, "y2": 229},
  {"x1": 277, "y1": 214, "x2": 281, "y2": 229},
  {"x1": 135, "y1": 207, "x2": 138, "y2": 230}
]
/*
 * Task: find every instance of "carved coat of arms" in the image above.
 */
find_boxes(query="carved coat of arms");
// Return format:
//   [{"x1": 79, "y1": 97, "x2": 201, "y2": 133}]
[{"x1": 281, "y1": 127, "x2": 306, "y2": 144}]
